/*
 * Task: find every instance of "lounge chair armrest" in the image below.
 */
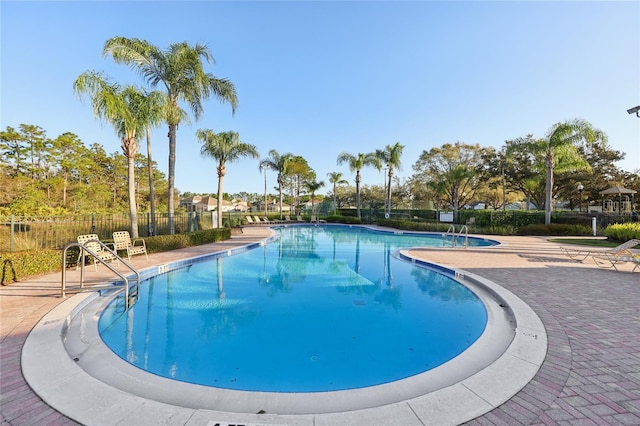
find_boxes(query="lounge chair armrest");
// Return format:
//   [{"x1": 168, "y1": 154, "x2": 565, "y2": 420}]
[{"x1": 132, "y1": 238, "x2": 146, "y2": 248}]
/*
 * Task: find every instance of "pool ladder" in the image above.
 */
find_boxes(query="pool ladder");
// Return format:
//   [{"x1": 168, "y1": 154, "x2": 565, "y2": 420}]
[
  {"x1": 442, "y1": 225, "x2": 469, "y2": 248},
  {"x1": 61, "y1": 240, "x2": 140, "y2": 310}
]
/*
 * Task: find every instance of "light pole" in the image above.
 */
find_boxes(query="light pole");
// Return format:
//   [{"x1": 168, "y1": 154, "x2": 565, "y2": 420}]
[{"x1": 577, "y1": 182, "x2": 584, "y2": 213}]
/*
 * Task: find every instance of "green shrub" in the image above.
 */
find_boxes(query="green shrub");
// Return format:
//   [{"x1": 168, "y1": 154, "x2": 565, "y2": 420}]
[
  {"x1": 376, "y1": 219, "x2": 452, "y2": 233},
  {"x1": 603, "y1": 223, "x2": 640, "y2": 242},
  {"x1": 336, "y1": 209, "x2": 358, "y2": 218},
  {"x1": 516, "y1": 224, "x2": 592, "y2": 236},
  {"x1": 555, "y1": 215, "x2": 593, "y2": 226},
  {"x1": 144, "y1": 228, "x2": 231, "y2": 253},
  {"x1": 484, "y1": 225, "x2": 518, "y2": 236},
  {"x1": 324, "y1": 215, "x2": 362, "y2": 224},
  {"x1": 1, "y1": 228, "x2": 231, "y2": 285},
  {"x1": 222, "y1": 216, "x2": 244, "y2": 228},
  {"x1": 1, "y1": 249, "x2": 62, "y2": 285}
]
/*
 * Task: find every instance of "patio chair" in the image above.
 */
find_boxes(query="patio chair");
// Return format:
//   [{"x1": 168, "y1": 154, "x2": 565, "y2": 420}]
[
  {"x1": 113, "y1": 231, "x2": 148, "y2": 261},
  {"x1": 245, "y1": 216, "x2": 256, "y2": 224},
  {"x1": 560, "y1": 238, "x2": 640, "y2": 262},
  {"x1": 591, "y1": 251, "x2": 640, "y2": 273},
  {"x1": 76, "y1": 234, "x2": 118, "y2": 271}
]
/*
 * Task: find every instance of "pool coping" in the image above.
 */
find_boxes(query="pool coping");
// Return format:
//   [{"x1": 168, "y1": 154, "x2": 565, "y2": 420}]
[{"x1": 22, "y1": 227, "x2": 547, "y2": 425}]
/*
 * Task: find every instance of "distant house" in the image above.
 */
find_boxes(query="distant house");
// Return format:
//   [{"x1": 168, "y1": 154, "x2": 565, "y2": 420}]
[
  {"x1": 465, "y1": 201, "x2": 486, "y2": 210},
  {"x1": 253, "y1": 199, "x2": 291, "y2": 213},
  {"x1": 179, "y1": 196, "x2": 248, "y2": 213}
]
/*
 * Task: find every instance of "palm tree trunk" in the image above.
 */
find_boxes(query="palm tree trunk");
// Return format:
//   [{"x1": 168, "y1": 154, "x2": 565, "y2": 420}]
[
  {"x1": 146, "y1": 127, "x2": 156, "y2": 236},
  {"x1": 167, "y1": 124, "x2": 177, "y2": 234},
  {"x1": 278, "y1": 174, "x2": 283, "y2": 219},
  {"x1": 545, "y1": 152, "x2": 554, "y2": 226},
  {"x1": 217, "y1": 164, "x2": 225, "y2": 228},
  {"x1": 386, "y1": 168, "x2": 393, "y2": 216},
  {"x1": 127, "y1": 155, "x2": 139, "y2": 238},
  {"x1": 355, "y1": 171, "x2": 361, "y2": 220},
  {"x1": 264, "y1": 169, "x2": 268, "y2": 217}
]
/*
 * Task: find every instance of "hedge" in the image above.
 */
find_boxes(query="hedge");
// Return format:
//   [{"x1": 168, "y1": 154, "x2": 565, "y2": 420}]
[
  {"x1": 324, "y1": 215, "x2": 362, "y2": 224},
  {"x1": 1, "y1": 228, "x2": 231, "y2": 286},
  {"x1": 516, "y1": 224, "x2": 593, "y2": 236},
  {"x1": 144, "y1": 228, "x2": 231, "y2": 253},
  {"x1": 1, "y1": 249, "x2": 62, "y2": 285}
]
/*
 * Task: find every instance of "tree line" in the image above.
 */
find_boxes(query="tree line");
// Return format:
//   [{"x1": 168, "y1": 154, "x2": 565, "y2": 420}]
[{"x1": 0, "y1": 123, "x2": 168, "y2": 218}]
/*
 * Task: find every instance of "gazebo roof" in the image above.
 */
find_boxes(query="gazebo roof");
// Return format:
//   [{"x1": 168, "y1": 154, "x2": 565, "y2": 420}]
[{"x1": 599, "y1": 186, "x2": 637, "y2": 196}]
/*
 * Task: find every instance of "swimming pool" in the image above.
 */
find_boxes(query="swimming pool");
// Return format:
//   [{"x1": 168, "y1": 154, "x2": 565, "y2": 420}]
[
  {"x1": 25, "y1": 225, "x2": 548, "y2": 420},
  {"x1": 97, "y1": 225, "x2": 496, "y2": 393}
]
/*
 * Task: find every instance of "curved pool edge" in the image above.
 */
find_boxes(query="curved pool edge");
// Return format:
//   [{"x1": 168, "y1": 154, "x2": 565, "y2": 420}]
[{"x1": 22, "y1": 240, "x2": 547, "y2": 425}]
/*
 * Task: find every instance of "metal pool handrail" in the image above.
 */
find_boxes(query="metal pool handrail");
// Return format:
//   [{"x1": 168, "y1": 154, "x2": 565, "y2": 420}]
[
  {"x1": 443, "y1": 224, "x2": 469, "y2": 248},
  {"x1": 61, "y1": 240, "x2": 140, "y2": 309}
]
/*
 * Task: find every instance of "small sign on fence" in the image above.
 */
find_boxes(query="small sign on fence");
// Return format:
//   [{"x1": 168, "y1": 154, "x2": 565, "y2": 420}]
[{"x1": 439, "y1": 212, "x2": 454, "y2": 223}]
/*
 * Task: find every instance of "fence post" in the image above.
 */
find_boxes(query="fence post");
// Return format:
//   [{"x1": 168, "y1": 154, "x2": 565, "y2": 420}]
[
  {"x1": 91, "y1": 214, "x2": 96, "y2": 234},
  {"x1": 10, "y1": 215, "x2": 15, "y2": 253}
]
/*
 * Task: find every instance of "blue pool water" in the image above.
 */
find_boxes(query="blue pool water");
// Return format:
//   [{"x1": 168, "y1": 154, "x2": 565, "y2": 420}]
[{"x1": 98, "y1": 225, "x2": 492, "y2": 392}]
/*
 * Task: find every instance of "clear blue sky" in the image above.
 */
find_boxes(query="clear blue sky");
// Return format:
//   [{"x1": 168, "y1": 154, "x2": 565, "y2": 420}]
[{"x1": 2, "y1": 1, "x2": 639, "y2": 197}]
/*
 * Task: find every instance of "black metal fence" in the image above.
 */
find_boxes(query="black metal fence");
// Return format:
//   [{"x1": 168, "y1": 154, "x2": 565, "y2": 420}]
[
  {"x1": 0, "y1": 211, "x2": 240, "y2": 253},
  {"x1": 2, "y1": 209, "x2": 636, "y2": 253},
  {"x1": 351, "y1": 208, "x2": 636, "y2": 229}
]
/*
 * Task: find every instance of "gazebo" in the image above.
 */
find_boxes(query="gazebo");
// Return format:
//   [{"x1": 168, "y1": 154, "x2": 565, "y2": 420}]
[{"x1": 599, "y1": 186, "x2": 637, "y2": 213}]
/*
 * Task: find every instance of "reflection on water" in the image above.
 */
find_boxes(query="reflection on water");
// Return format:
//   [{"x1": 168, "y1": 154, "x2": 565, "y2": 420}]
[{"x1": 99, "y1": 225, "x2": 487, "y2": 392}]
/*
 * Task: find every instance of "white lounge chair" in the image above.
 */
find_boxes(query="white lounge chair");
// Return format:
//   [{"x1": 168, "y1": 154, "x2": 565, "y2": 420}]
[
  {"x1": 76, "y1": 234, "x2": 118, "y2": 270},
  {"x1": 560, "y1": 239, "x2": 639, "y2": 262},
  {"x1": 113, "y1": 231, "x2": 148, "y2": 261},
  {"x1": 262, "y1": 216, "x2": 279, "y2": 224}
]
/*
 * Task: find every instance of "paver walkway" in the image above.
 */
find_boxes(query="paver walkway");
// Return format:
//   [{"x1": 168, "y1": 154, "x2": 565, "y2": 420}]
[{"x1": 1, "y1": 228, "x2": 638, "y2": 425}]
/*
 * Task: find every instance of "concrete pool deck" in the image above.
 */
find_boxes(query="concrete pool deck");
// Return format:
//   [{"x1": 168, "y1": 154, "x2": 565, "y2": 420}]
[{"x1": 2, "y1": 226, "x2": 639, "y2": 425}]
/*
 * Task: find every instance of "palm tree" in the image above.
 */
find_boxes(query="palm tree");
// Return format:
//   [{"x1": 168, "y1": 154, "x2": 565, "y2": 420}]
[
  {"x1": 103, "y1": 37, "x2": 238, "y2": 234},
  {"x1": 327, "y1": 171, "x2": 348, "y2": 215},
  {"x1": 259, "y1": 160, "x2": 269, "y2": 217},
  {"x1": 260, "y1": 150, "x2": 292, "y2": 219},
  {"x1": 136, "y1": 89, "x2": 172, "y2": 236},
  {"x1": 376, "y1": 142, "x2": 405, "y2": 217},
  {"x1": 336, "y1": 152, "x2": 380, "y2": 220},
  {"x1": 542, "y1": 119, "x2": 604, "y2": 225},
  {"x1": 304, "y1": 179, "x2": 325, "y2": 215},
  {"x1": 74, "y1": 71, "x2": 149, "y2": 237},
  {"x1": 197, "y1": 130, "x2": 259, "y2": 228}
]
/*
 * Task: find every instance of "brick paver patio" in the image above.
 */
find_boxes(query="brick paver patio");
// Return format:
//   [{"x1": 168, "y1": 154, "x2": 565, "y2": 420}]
[{"x1": 1, "y1": 228, "x2": 638, "y2": 425}]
